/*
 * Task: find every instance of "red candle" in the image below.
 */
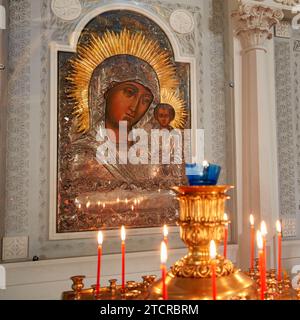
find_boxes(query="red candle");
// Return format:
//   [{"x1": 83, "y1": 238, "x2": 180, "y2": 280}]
[
  {"x1": 121, "y1": 226, "x2": 126, "y2": 290},
  {"x1": 250, "y1": 214, "x2": 255, "y2": 270},
  {"x1": 163, "y1": 225, "x2": 168, "y2": 247},
  {"x1": 257, "y1": 231, "x2": 264, "y2": 300},
  {"x1": 96, "y1": 231, "x2": 103, "y2": 295},
  {"x1": 160, "y1": 241, "x2": 168, "y2": 300},
  {"x1": 223, "y1": 213, "x2": 228, "y2": 259},
  {"x1": 276, "y1": 220, "x2": 282, "y2": 282},
  {"x1": 210, "y1": 240, "x2": 217, "y2": 300},
  {"x1": 261, "y1": 221, "x2": 267, "y2": 296}
]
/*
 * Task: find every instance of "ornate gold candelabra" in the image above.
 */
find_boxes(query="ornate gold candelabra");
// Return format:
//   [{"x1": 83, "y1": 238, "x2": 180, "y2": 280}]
[
  {"x1": 63, "y1": 185, "x2": 300, "y2": 300},
  {"x1": 148, "y1": 185, "x2": 257, "y2": 300}
]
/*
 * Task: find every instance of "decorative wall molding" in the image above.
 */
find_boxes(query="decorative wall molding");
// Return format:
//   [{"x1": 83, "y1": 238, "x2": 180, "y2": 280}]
[
  {"x1": 169, "y1": 9, "x2": 195, "y2": 34},
  {"x1": 2, "y1": 236, "x2": 28, "y2": 261},
  {"x1": 245, "y1": 0, "x2": 300, "y2": 10},
  {"x1": 51, "y1": 0, "x2": 82, "y2": 21},
  {"x1": 274, "y1": 38, "x2": 297, "y2": 221},
  {"x1": 232, "y1": 3, "x2": 284, "y2": 51},
  {"x1": 275, "y1": 20, "x2": 292, "y2": 38},
  {"x1": 282, "y1": 217, "x2": 297, "y2": 237},
  {"x1": 5, "y1": 0, "x2": 31, "y2": 236}
]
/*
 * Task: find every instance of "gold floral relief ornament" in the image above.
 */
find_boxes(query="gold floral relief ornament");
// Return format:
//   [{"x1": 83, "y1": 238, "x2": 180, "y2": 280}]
[{"x1": 67, "y1": 29, "x2": 180, "y2": 133}]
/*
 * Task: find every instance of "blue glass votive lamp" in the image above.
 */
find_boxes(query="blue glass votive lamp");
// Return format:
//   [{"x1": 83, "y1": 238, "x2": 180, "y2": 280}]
[{"x1": 185, "y1": 162, "x2": 221, "y2": 186}]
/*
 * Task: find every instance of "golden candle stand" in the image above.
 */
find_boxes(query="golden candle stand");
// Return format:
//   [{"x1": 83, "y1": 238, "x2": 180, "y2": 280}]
[{"x1": 63, "y1": 186, "x2": 300, "y2": 300}]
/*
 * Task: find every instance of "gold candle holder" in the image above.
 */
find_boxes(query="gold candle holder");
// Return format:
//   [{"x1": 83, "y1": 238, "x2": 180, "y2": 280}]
[{"x1": 148, "y1": 185, "x2": 258, "y2": 300}]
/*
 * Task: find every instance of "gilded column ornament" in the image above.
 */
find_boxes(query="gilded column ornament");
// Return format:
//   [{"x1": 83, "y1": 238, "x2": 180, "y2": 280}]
[{"x1": 232, "y1": 4, "x2": 284, "y2": 51}]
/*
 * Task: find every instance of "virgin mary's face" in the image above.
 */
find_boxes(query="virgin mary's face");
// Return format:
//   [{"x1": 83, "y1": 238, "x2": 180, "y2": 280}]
[{"x1": 105, "y1": 81, "x2": 154, "y2": 129}]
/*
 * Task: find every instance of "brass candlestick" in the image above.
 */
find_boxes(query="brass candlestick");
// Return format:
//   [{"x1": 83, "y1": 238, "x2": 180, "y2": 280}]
[{"x1": 148, "y1": 186, "x2": 258, "y2": 300}]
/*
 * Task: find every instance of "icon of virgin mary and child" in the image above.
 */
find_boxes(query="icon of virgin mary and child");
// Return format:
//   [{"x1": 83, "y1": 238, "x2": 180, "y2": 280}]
[{"x1": 69, "y1": 32, "x2": 187, "y2": 198}]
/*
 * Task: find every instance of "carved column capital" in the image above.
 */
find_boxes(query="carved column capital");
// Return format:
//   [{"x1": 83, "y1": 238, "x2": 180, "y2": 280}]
[{"x1": 232, "y1": 4, "x2": 284, "y2": 52}]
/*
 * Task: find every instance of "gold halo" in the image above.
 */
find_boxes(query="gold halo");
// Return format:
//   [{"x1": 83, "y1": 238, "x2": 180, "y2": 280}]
[
  {"x1": 67, "y1": 29, "x2": 179, "y2": 133},
  {"x1": 160, "y1": 88, "x2": 188, "y2": 129}
]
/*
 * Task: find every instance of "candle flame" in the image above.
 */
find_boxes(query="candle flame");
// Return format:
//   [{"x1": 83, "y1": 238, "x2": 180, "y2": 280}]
[
  {"x1": 163, "y1": 225, "x2": 168, "y2": 238},
  {"x1": 131, "y1": 205, "x2": 134, "y2": 212},
  {"x1": 276, "y1": 220, "x2": 282, "y2": 234},
  {"x1": 97, "y1": 201, "x2": 101, "y2": 206},
  {"x1": 78, "y1": 204, "x2": 81, "y2": 209},
  {"x1": 209, "y1": 240, "x2": 217, "y2": 260},
  {"x1": 97, "y1": 231, "x2": 103, "y2": 245},
  {"x1": 256, "y1": 230, "x2": 263, "y2": 250},
  {"x1": 250, "y1": 214, "x2": 254, "y2": 226},
  {"x1": 117, "y1": 198, "x2": 120, "y2": 203},
  {"x1": 103, "y1": 203, "x2": 106, "y2": 209},
  {"x1": 203, "y1": 160, "x2": 209, "y2": 168},
  {"x1": 121, "y1": 226, "x2": 126, "y2": 241},
  {"x1": 261, "y1": 221, "x2": 267, "y2": 237},
  {"x1": 86, "y1": 201, "x2": 91, "y2": 209},
  {"x1": 160, "y1": 241, "x2": 168, "y2": 264}
]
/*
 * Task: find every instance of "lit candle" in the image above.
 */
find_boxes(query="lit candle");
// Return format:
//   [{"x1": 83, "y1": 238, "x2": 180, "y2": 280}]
[
  {"x1": 121, "y1": 226, "x2": 126, "y2": 290},
  {"x1": 203, "y1": 160, "x2": 209, "y2": 176},
  {"x1": 257, "y1": 230, "x2": 264, "y2": 300},
  {"x1": 250, "y1": 214, "x2": 255, "y2": 270},
  {"x1": 261, "y1": 221, "x2": 267, "y2": 296},
  {"x1": 276, "y1": 220, "x2": 282, "y2": 282},
  {"x1": 163, "y1": 225, "x2": 168, "y2": 246},
  {"x1": 223, "y1": 213, "x2": 229, "y2": 259},
  {"x1": 203, "y1": 160, "x2": 209, "y2": 168},
  {"x1": 96, "y1": 231, "x2": 103, "y2": 296},
  {"x1": 160, "y1": 241, "x2": 168, "y2": 300},
  {"x1": 210, "y1": 240, "x2": 217, "y2": 300}
]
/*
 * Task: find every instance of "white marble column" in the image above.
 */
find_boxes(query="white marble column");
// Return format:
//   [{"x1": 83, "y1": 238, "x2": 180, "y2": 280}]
[{"x1": 232, "y1": 3, "x2": 284, "y2": 269}]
